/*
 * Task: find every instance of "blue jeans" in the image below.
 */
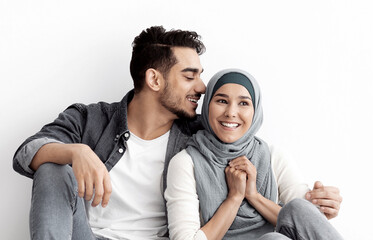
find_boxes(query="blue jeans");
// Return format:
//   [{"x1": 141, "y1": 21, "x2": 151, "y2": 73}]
[
  {"x1": 30, "y1": 163, "x2": 343, "y2": 240},
  {"x1": 30, "y1": 163, "x2": 107, "y2": 240}
]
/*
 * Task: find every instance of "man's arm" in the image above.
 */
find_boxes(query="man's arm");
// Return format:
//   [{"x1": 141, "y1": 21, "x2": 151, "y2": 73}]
[
  {"x1": 14, "y1": 104, "x2": 112, "y2": 207},
  {"x1": 31, "y1": 143, "x2": 112, "y2": 207},
  {"x1": 13, "y1": 105, "x2": 86, "y2": 177},
  {"x1": 270, "y1": 146, "x2": 342, "y2": 219}
]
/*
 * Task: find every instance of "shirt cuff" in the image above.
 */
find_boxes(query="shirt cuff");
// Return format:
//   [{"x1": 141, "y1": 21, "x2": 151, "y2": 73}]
[{"x1": 14, "y1": 137, "x2": 63, "y2": 175}]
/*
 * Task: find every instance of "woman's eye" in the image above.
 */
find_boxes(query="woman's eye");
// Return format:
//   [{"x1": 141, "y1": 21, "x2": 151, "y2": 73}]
[
  {"x1": 185, "y1": 76, "x2": 194, "y2": 80},
  {"x1": 239, "y1": 101, "x2": 249, "y2": 106},
  {"x1": 217, "y1": 99, "x2": 227, "y2": 104}
]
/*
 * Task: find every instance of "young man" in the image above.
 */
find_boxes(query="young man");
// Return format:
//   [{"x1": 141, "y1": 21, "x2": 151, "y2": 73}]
[
  {"x1": 14, "y1": 26, "x2": 342, "y2": 239},
  {"x1": 13, "y1": 26, "x2": 206, "y2": 239}
]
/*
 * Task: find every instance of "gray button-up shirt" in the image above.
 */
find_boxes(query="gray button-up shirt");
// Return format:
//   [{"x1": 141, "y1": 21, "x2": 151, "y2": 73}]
[{"x1": 13, "y1": 89, "x2": 203, "y2": 193}]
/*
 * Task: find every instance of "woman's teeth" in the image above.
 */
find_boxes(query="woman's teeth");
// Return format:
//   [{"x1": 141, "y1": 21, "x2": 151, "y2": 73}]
[{"x1": 221, "y1": 122, "x2": 238, "y2": 128}]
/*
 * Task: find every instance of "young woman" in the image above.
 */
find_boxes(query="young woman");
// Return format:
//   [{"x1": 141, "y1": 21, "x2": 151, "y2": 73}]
[{"x1": 165, "y1": 69, "x2": 343, "y2": 240}]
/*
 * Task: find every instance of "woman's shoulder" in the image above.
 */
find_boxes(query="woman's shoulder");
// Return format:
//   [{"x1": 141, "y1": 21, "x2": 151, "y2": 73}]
[
  {"x1": 267, "y1": 144, "x2": 294, "y2": 173},
  {"x1": 166, "y1": 149, "x2": 197, "y2": 194},
  {"x1": 169, "y1": 149, "x2": 195, "y2": 175},
  {"x1": 268, "y1": 144, "x2": 284, "y2": 157},
  {"x1": 172, "y1": 149, "x2": 193, "y2": 164}
]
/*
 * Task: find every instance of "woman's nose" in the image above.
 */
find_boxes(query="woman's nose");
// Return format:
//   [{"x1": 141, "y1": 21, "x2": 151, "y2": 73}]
[{"x1": 224, "y1": 104, "x2": 237, "y2": 118}]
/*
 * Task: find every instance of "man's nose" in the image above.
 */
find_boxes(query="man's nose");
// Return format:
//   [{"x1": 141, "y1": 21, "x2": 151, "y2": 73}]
[{"x1": 195, "y1": 78, "x2": 206, "y2": 94}]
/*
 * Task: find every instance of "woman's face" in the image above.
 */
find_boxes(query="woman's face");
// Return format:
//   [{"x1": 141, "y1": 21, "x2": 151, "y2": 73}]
[{"x1": 208, "y1": 83, "x2": 254, "y2": 143}]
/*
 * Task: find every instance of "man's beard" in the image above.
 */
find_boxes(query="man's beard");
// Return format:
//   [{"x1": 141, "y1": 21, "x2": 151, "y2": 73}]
[{"x1": 159, "y1": 82, "x2": 197, "y2": 121}]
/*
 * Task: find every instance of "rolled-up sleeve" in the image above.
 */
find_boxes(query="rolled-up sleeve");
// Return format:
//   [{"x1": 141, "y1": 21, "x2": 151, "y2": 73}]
[
  {"x1": 13, "y1": 104, "x2": 86, "y2": 178},
  {"x1": 13, "y1": 138, "x2": 63, "y2": 177}
]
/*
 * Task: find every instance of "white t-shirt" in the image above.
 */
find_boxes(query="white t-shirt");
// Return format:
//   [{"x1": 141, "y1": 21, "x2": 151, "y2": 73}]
[
  {"x1": 164, "y1": 146, "x2": 310, "y2": 240},
  {"x1": 88, "y1": 131, "x2": 170, "y2": 240}
]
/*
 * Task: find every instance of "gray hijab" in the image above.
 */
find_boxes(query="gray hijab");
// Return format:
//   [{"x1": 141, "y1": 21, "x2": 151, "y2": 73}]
[{"x1": 186, "y1": 69, "x2": 277, "y2": 239}]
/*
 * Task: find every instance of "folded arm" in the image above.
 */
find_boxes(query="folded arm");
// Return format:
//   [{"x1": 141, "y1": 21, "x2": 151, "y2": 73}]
[
  {"x1": 13, "y1": 105, "x2": 86, "y2": 177},
  {"x1": 13, "y1": 105, "x2": 111, "y2": 207},
  {"x1": 31, "y1": 143, "x2": 112, "y2": 207}
]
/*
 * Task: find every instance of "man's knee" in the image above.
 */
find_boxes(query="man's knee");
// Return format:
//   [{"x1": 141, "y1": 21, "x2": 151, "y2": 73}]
[{"x1": 33, "y1": 163, "x2": 77, "y2": 192}]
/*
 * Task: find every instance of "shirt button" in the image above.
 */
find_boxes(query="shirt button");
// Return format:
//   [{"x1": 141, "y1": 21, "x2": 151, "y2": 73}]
[
  {"x1": 118, "y1": 148, "x2": 124, "y2": 154},
  {"x1": 124, "y1": 132, "x2": 129, "y2": 138}
]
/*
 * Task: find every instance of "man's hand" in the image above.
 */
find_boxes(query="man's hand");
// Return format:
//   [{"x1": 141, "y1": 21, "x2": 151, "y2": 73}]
[
  {"x1": 71, "y1": 144, "x2": 112, "y2": 208},
  {"x1": 306, "y1": 181, "x2": 342, "y2": 219},
  {"x1": 31, "y1": 143, "x2": 112, "y2": 207}
]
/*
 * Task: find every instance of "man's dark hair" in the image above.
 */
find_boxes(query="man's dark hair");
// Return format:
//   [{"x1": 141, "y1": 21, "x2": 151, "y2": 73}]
[{"x1": 130, "y1": 26, "x2": 205, "y2": 93}]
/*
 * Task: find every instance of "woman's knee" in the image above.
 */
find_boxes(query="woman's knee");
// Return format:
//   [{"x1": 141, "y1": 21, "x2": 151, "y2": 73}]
[
  {"x1": 258, "y1": 232, "x2": 290, "y2": 240},
  {"x1": 277, "y1": 198, "x2": 323, "y2": 230},
  {"x1": 281, "y1": 198, "x2": 317, "y2": 216}
]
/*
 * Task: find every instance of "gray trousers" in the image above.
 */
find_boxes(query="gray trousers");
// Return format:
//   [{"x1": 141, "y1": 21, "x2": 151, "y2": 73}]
[
  {"x1": 258, "y1": 199, "x2": 343, "y2": 240},
  {"x1": 30, "y1": 163, "x2": 343, "y2": 240},
  {"x1": 30, "y1": 163, "x2": 106, "y2": 240}
]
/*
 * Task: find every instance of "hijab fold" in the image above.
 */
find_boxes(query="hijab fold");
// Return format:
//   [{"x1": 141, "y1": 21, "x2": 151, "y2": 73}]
[{"x1": 186, "y1": 69, "x2": 277, "y2": 239}]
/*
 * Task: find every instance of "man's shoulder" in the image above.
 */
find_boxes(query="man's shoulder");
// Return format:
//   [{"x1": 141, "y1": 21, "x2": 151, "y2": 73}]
[
  {"x1": 64, "y1": 91, "x2": 133, "y2": 117},
  {"x1": 62, "y1": 101, "x2": 121, "y2": 120}
]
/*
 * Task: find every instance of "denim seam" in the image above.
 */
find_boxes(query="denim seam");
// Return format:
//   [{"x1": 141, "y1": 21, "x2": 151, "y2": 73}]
[
  {"x1": 69, "y1": 171, "x2": 79, "y2": 238},
  {"x1": 30, "y1": 180, "x2": 37, "y2": 239}
]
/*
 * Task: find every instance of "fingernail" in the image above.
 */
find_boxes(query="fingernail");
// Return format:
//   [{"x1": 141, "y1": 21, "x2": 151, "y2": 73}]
[{"x1": 306, "y1": 193, "x2": 311, "y2": 199}]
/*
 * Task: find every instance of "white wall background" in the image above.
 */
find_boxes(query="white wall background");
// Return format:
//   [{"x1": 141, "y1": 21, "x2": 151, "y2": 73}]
[{"x1": 1, "y1": 0, "x2": 372, "y2": 239}]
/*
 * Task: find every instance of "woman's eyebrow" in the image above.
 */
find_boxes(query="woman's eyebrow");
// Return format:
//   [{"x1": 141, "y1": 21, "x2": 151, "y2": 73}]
[
  {"x1": 214, "y1": 93, "x2": 252, "y2": 100},
  {"x1": 214, "y1": 93, "x2": 229, "y2": 98},
  {"x1": 239, "y1": 96, "x2": 252, "y2": 100}
]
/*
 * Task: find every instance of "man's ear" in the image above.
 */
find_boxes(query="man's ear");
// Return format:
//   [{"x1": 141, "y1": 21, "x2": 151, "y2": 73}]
[{"x1": 145, "y1": 68, "x2": 163, "y2": 91}]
